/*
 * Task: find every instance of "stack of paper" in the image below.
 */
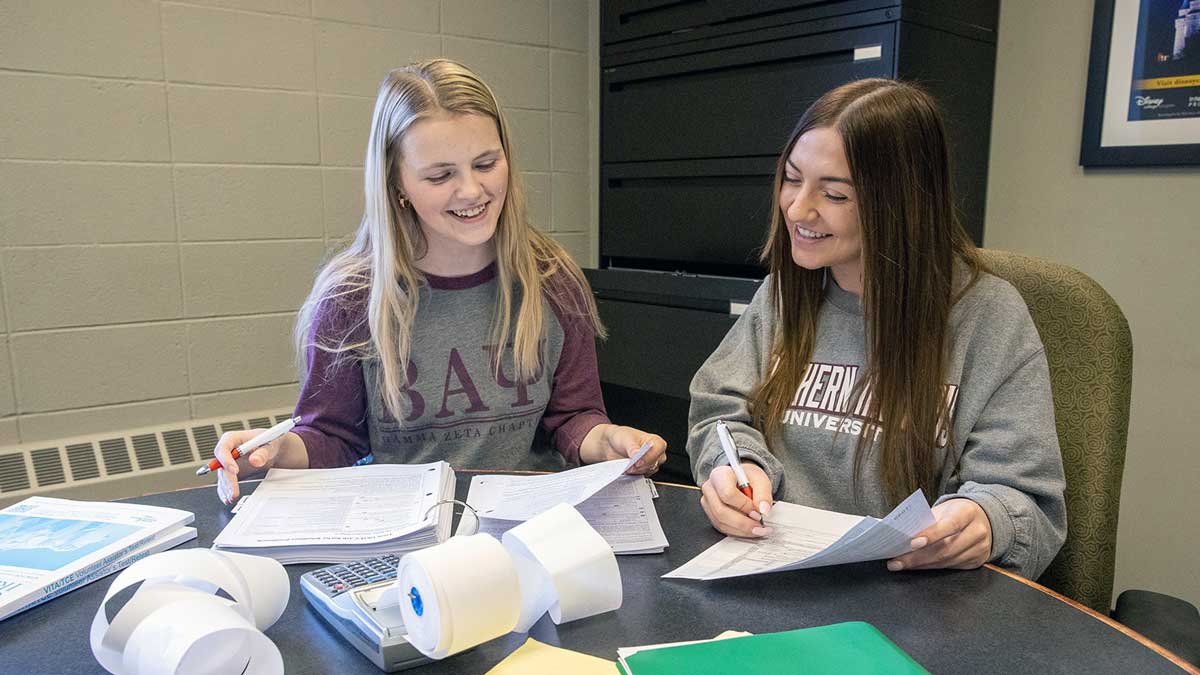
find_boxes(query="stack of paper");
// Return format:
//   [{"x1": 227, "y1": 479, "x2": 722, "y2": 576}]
[
  {"x1": 665, "y1": 490, "x2": 935, "y2": 579},
  {"x1": 615, "y1": 623, "x2": 928, "y2": 674},
  {"x1": 463, "y1": 452, "x2": 668, "y2": 554},
  {"x1": 213, "y1": 462, "x2": 455, "y2": 563},
  {"x1": 0, "y1": 497, "x2": 197, "y2": 621}
]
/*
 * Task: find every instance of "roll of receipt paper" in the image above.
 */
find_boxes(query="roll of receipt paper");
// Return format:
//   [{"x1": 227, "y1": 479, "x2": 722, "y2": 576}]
[{"x1": 396, "y1": 503, "x2": 623, "y2": 660}]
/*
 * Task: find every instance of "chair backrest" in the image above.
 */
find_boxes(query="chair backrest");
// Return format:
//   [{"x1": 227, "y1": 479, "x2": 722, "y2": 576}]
[{"x1": 978, "y1": 249, "x2": 1133, "y2": 613}]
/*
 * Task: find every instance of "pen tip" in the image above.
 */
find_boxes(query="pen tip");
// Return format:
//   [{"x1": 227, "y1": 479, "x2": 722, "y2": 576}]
[{"x1": 195, "y1": 467, "x2": 208, "y2": 476}]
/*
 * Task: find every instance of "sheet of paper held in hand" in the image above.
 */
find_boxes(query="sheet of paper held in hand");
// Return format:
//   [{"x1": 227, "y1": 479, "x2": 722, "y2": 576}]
[
  {"x1": 214, "y1": 463, "x2": 446, "y2": 547},
  {"x1": 467, "y1": 475, "x2": 668, "y2": 554},
  {"x1": 469, "y1": 443, "x2": 653, "y2": 522},
  {"x1": 664, "y1": 490, "x2": 936, "y2": 580}
]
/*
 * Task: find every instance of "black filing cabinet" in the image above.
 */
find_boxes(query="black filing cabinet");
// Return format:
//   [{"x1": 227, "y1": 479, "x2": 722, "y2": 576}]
[{"x1": 592, "y1": 0, "x2": 1000, "y2": 484}]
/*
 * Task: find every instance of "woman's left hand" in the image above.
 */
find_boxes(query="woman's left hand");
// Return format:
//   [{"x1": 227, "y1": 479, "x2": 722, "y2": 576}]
[
  {"x1": 581, "y1": 424, "x2": 667, "y2": 475},
  {"x1": 886, "y1": 498, "x2": 993, "y2": 572}
]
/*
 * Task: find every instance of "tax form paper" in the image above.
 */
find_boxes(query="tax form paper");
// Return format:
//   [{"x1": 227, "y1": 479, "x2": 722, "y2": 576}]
[
  {"x1": 664, "y1": 490, "x2": 935, "y2": 580},
  {"x1": 463, "y1": 445, "x2": 669, "y2": 554}
]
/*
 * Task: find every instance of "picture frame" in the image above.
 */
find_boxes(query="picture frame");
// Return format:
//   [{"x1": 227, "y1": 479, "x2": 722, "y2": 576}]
[{"x1": 1080, "y1": 0, "x2": 1200, "y2": 166}]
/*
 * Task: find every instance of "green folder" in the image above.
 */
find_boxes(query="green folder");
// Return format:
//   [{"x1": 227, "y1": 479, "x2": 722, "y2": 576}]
[{"x1": 616, "y1": 621, "x2": 929, "y2": 675}]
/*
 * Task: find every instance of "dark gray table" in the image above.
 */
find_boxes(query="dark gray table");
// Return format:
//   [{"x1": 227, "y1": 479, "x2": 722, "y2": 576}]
[{"x1": 2, "y1": 473, "x2": 1193, "y2": 674}]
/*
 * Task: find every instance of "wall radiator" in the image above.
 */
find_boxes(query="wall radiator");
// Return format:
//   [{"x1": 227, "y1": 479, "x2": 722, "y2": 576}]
[{"x1": 0, "y1": 409, "x2": 292, "y2": 508}]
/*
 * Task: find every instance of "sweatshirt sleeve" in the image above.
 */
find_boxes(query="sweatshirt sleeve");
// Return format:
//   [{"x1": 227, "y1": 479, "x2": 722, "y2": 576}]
[
  {"x1": 540, "y1": 277, "x2": 610, "y2": 465},
  {"x1": 686, "y1": 280, "x2": 787, "y2": 493},
  {"x1": 291, "y1": 294, "x2": 372, "y2": 469},
  {"x1": 935, "y1": 339, "x2": 1068, "y2": 580}
]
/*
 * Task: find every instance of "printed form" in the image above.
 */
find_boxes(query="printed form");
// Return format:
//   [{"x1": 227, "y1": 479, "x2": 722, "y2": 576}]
[
  {"x1": 464, "y1": 446, "x2": 668, "y2": 554},
  {"x1": 664, "y1": 490, "x2": 935, "y2": 580}
]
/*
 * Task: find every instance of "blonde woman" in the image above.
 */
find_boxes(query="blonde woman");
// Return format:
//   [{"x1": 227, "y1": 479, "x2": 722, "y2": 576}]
[
  {"x1": 214, "y1": 60, "x2": 666, "y2": 504},
  {"x1": 688, "y1": 79, "x2": 1066, "y2": 579}
]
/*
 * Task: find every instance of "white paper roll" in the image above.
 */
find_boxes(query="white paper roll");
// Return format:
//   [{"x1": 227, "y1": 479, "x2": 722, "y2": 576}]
[
  {"x1": 390, "y1": 504, "x2": 624, "y2": 660},
  {"x1": 503, "y1": 503, "x2": 623, "y2": 625},
  {"x1": 396, "y1": 534, "x2": 521, "y2": 659},
  {"x1": 90, "y1": 549, "x2": 289, "y2": 675}
]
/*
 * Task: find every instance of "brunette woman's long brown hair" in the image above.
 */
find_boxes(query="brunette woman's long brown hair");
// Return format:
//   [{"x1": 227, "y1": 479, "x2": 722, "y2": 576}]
[{"x1": 750, "y1": 78, "x2": 982, "y2": 507}]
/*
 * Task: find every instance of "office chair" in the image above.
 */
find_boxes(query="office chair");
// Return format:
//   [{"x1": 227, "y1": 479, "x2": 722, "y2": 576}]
[
  {"x1": 978, "y1": 249, "x2": 1132, "y2": 613},
  {"x1": 981, "y1": 250, "x2": 1199, "y2": 667}
]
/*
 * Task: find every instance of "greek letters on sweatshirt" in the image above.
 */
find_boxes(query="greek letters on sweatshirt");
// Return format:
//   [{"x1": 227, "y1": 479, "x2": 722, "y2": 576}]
[
  {"x1": 291, "y1": 262, "x2": 609, "y2": 473},
  {"x1": 687, "y1": 270, "x2": 1067, "y2": 579}
]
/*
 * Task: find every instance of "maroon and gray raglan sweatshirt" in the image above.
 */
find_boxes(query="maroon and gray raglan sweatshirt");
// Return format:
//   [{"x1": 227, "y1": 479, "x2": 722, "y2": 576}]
[{"x1": 290, "y1": 262, "x2": 610, "y2": 472}]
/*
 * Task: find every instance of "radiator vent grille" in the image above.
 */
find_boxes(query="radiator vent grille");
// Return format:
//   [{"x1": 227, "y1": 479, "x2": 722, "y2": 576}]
[
  {"x1": 192, "y1": 426, "x2": 219, "y2": 456},
  {"x1": 0, "y1": 409, "x2": 292, "y2": 498},
  {"x1": 0, "y1": 453, "x2": 30, "y2": 492},
  {"x1": 31, "y1": 448, "x2": 65, "y2": 487},
  {"x1": 163, "y1": 429, "x2": 195, "y2": 465},
  {"x1": 66, "y1": 442, "x2": 100, "y2": 481},
  {"x1": 100, "y1": 438, "x2": 132, "y2": 475},
  {"x1": 131, "y1": 434, "x2": 163, "y2": 470}
]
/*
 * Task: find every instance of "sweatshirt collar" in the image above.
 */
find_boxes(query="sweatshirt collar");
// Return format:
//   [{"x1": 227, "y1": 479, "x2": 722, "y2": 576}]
[
  {"x1": 423, "y1": 261, "x2": 497, "y2": 290},
  {"x1": 822, "y1": 269, "x2": 863, "y2": 315}
]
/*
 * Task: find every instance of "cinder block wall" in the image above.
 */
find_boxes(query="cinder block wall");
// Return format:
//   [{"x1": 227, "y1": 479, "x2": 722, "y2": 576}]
[{"x1": 0, "y1": 0, "x2": 598, "y2": 446}]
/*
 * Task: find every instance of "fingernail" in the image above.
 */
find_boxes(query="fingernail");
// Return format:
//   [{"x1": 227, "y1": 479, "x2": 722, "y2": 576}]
[
  {"x1": 887, "y1": 560, "x2": 903, "y2": 572},
  {"x1": 911, "y1": 537, "x2": 928, "y2": 549},
  {"x1": 760, "y1": 501, "x2": 771, "y2": 516},
  {"x1": 749, "y1": 511, "x2": 762, "y2": 522},
  {"x1": 751, "y1": 527, "x2": 768, "y2": 537}
]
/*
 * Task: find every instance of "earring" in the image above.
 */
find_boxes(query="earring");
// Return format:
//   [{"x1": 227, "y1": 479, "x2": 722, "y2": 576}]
[{"x1": 397, "y1": 195, "x2": 409, "y2": 209}]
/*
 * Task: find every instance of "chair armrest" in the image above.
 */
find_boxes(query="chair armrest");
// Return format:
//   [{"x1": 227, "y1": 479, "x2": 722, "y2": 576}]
[{"x1": 1112, "y1": 589, "x2": 1200, "y2": 667}]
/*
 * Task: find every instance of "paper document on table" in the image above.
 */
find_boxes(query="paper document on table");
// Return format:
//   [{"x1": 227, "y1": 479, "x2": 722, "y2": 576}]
[
  {"x1": 664, "y1": 490, "x2": 934, "y2": 580},
  {"x1": 212, "y1": 462, "x2": 455, "y2": 563},
  {"x1": 467, "y1": 475, "x2": 668, "y2": 554},
  {"x1": 470, "y1": 444, "x2": 651, "y2": 522}
]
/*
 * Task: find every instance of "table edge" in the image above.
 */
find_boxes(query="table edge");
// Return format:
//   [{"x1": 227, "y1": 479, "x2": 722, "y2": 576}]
[{"x1": 144, "y1": 473, "x2": 1200, "y2": 673}]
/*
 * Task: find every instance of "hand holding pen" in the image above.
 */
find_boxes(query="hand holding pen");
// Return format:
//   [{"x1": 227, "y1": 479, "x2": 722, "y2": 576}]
[
  {"x1": 698, "y1": 420, "x2": 775, "y2": 538},
  {"x1": 207, "y1": 416, "x2": 301, "y2": 506}
]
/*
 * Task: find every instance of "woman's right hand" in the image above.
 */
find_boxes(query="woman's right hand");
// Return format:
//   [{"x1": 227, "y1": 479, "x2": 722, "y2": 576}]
[
  {"x1": 213, "y1": 429, "x2": 285, "y2": 507},
  {"x1": 699, "y1": 462, "x2": 775, "y2": 538}
]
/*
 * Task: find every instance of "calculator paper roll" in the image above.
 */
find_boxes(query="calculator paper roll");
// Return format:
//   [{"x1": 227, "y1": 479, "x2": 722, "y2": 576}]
[
  {"x1": 89, "y1": 549, "x2": 289, "y2": 675},
  {"x1": 503, "y1": 502, "x2": 623, "y2": 630},
  {"x1": 393, "y1": 504, "x2": 623, "y2": 660},
  {"x1": 396, "y1": 533, "x2": 521, "y2": 659}
]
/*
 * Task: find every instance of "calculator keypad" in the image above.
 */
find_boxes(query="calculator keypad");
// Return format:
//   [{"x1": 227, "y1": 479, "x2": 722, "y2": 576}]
[{"x1": 308, "y1": 554, "x2": 401, "y2": 597}]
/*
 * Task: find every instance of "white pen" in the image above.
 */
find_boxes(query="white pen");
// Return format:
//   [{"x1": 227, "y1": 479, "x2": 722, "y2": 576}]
[
  {"x1": 196, "y1": 415, "x2": 301, "y2": 476},
  {"x1": 715, "y1": 420, "x2": 755, "y2": 501}
]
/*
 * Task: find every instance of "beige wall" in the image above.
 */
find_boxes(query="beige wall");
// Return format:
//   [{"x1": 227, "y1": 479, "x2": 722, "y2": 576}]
[
  {"x1": 0, "y1": 0, "x2": 597, "y2": 446},
  {"x1": 986, "y1": 1, "x2": 1200, "y2": 607}
]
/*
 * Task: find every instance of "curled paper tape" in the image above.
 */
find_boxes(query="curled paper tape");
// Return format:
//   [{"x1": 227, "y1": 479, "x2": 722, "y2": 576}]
[
  {"x1": 90, "y1": 549, "x2": 289, "y2": 675},
  {"x1": 504, "y1": 502, "x2": 623, "y2": 628},
  {"x1": 395, "y1": 503, "x2": 622, "y2": 660}
]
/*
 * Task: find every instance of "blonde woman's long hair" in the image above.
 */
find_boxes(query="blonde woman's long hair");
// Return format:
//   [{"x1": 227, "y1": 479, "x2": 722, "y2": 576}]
[
  {"x1": 296, "y1": 59, "x2": 604, "y2": 422},
  {"x1": 750, "y1": 79, "x2": 981, "y2": 507}
]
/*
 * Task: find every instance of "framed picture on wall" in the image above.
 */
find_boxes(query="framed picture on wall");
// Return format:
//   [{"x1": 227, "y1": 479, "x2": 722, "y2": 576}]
[{"x1": 1081, "y1": 0, "x2": 1200, "y2": 166}]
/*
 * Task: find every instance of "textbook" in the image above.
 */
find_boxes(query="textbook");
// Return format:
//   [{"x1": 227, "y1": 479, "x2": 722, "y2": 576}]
[
  {"x1": 0, "y1": 497, "x2": 196, "y2": 621},
  {"x1": 212, "y1": 462, "x2": 456, "y2": 563},
  {"x1": 616, "y1": 622, "x2": 929, "y2": 674}
]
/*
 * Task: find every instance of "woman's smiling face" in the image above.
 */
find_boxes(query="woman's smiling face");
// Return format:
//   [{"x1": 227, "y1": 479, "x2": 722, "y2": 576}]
[
  {"x1": 397, "y1": 111, "x2": 509, "y2": 271},
  {"x1": 778, "y1": 126, "x2": 864, "y2": 294}
]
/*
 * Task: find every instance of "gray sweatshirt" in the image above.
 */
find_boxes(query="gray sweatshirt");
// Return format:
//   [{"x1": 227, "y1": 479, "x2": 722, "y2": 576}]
[
  {"x1": 292, "y1": 262, "x2": 610, "y2": 473},
  {"x1": 687, "y1": 271, "x2": 1067, "y2": 579}
]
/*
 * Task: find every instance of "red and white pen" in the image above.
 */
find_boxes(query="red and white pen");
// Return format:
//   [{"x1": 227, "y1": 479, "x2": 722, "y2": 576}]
[
  {"x1": 715, "y1": 419, "x2": 754, "y2": 500},
  {"x1": 196, "y1": 416, "x2": 301, "y2": 476}
]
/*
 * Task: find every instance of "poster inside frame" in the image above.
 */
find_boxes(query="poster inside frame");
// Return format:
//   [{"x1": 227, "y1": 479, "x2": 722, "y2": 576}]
[{"x1": 1081, "y1": 0, "x2": 1200, "y2": 166}]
